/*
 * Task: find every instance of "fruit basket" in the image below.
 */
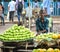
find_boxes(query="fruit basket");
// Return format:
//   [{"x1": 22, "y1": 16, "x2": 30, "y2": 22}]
[{"x1": 33, "y1": 33, "x2": 60, "y2": 48}]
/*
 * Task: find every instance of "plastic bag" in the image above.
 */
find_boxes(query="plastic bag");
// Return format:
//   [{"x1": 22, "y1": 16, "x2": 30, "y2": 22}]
[{"x1": 7, "y1": 12, "x2": 9, "y2": 20}]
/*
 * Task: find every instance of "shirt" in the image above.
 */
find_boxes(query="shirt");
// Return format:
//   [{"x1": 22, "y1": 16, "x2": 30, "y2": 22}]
[
  {"x1": 36, "y1": 17, "x2": 49, "y2": 32},
  {"x1": 25, "y1": 6, "x2": 32, "y2": 17},
  {"x1": 43, "y1": 0, "x2": 51, "y2": 15},
  {"x1": 8, "y1": 1, "x2": 16, "y2": 11},
  {"x1": 16, "y1": 0, "x2": 24, "y2": 9}
]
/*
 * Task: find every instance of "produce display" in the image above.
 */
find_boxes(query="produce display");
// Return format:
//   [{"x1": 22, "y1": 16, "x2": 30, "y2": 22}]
[
  {"x1": 0, "y1": 25, "x2": 35, "y2": 42},
  {"x1": 32, "y1": 48, "x2": 60, "y2": 52},
  {"x1": 34, "y1": 33, "x2": 60, "y2": 48},
  {"x1": 34, "y1": 33, "x2": 60, "y2": 42}
]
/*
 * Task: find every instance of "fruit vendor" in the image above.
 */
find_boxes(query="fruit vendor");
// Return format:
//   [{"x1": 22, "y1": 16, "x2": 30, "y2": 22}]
[{"x1": 36, "y1": 10, "x2": 49, "y2": 35}]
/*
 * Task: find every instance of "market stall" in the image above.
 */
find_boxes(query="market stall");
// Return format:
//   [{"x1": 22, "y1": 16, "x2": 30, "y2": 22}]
[{"x1": 0, "y1": 24, "x2": 60, "y2": 52}]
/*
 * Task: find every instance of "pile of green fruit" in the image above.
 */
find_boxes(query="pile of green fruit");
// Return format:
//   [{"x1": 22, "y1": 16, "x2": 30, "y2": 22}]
[
  {"x1": 35, "y1": 33, "x2": 53, "y2": 42},
  {"x1": 34, "y1": 33, "x2": 58, "y2": 42},
  {"x1": 0, "y1": 25, "x2": 35, "y2": 42}
]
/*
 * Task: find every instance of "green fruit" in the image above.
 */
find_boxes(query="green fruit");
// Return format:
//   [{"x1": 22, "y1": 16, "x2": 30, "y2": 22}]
[{"x1": 0, "y1": 25, "x2": 35, "y2": 42}]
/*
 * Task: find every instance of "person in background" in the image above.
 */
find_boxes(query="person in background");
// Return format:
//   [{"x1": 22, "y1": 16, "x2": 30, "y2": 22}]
[
  {"x1": 25, "y1": 3, "x2": 32, "y2": 19},
  {"x1": 0, "y1": 3, "x2": 5, "y2": 25},
  {"x1": 33, "y1": 0, "x2": 39, "y2": 8},
  {"x1": 36, "y1": 10, "x2": 49, "y2": 35},
  {"x1": 43, "y1": 0, "x2": 51, "y2": 17},
  {"x1": 8, "y1": 0, "x2": 16, "y2": 22},
  {"x1": 16, "y1": 0, "x2": 23, "y2": 26},
  {"x1": 25, "y1": 3, "x2": 33, "y2": 26},
  {"x1": 58, "y1": 0, "x2": 60, "y2": 15}
]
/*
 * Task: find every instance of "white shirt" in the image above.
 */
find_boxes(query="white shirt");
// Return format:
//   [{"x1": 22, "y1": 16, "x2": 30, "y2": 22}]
[
  {"x1": 25, "y1": 6, "x2": 32, "y2": 18},
  {"x1": 43, "y1": 0, "x2": 51, "y2": 15},
  {"x1": 8, "y1": 1, "x2": 16, "y2": 11}
]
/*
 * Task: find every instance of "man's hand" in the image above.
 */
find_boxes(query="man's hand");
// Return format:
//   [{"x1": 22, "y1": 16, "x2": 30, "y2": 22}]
[{"x1": 39, "y1": 30, "x2": 47, "y2": 33}]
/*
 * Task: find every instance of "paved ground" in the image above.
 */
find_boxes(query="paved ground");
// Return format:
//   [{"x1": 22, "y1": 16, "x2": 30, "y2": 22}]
[{"x1": 0, "y1": 24, "x2": 14, "y2": 34}]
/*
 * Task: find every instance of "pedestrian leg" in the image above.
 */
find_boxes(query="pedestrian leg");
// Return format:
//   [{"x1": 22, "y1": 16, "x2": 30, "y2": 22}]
[
  {"x1": 17, "y1": 11, "x2": 20, "y2": 26},
  {"x1": 11, "y1": 11, "x2": 14, "y2": 22},
  {"x1": 1, "y1": 16, "x2": 5, "y2": 25},
  {"x1": 9, "y1": 12, "x2": 11, "y2": 21}
]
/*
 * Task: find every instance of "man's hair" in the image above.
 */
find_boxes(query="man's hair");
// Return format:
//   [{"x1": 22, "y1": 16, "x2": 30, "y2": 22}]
[
  {"x1": 39, "y1": 9, "x2": 43, "y2": 14},
  {"x1": 0, "y1": 3, "x2": 2, "y2": 6},
  {"x1": 27, "y1": 3, "x2": 29, "y2": 6}
]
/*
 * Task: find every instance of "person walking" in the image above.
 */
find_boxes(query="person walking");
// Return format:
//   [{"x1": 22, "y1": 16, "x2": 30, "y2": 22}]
[
  {"x1": 16, "y1": 0, "x2": 23, "y2": 26},
  {"x1": 8, "y1": 0, "x2": 16, "y2": 22},
  {"x1": 25, "y1": 3, "x2": 32, "y2": 27},
  {"x1": 0, "y1": 3, "x2": 5, "y2": 25}
]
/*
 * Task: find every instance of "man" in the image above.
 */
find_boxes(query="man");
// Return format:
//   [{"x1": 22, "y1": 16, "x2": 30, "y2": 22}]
[
  {"x1": 25, "y1": 3, "x2": 32, "y2": 26},
  {"x1": 0, "y1": 3, "x2": 5, "y2": 25},
  {"x1": 25, "y1": 3, "x2": 32, "y2": 19},
  {"x1": 8, "y1": 0, "x2": 16, "y2": 22},
  {"x1": 36, "y1": 10, "x2": 49, "y2": 35},
  {"x1": 16, "y1": 0, "x2": 23, "y2": 26}
]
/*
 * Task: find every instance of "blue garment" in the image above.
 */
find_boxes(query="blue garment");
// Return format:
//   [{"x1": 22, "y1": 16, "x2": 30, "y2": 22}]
[
  {"x1": 36, "y1": 17, "x2": 49, "y2": 33},
  {"x1": 43, "y1": 0, "x2": 51, "y2": 15},
  {"x1": 17, "y1": 9, "x2": 21, "y2": 24},
  {"x1": 33, "y1": 2, "x2": 39, "y2": 8}
]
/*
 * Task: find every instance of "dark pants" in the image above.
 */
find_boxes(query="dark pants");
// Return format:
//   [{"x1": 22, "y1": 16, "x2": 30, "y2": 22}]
[
  {"x1": 0, "y1": 15, "x2": 5, "y2": 25},
  {"x1": 17, "y1": 9, "x2": 21, "y2": 25},
  {"x1": 9, "y1": 11, "x2": 14, "y2": 22}
]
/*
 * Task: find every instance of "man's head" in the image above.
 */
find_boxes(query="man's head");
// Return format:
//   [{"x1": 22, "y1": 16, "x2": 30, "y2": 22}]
[
  {"x1": 39, "y1": 10, "x2": 44, "y2": 20},
  {"x1": 39, "y1": 10, "x2": 43, "y2": 16},
  {"x1": 35, "y1": 0, "x2": 38, "y2": 2},
  {"x1": 27, "y1": 3, "x2": 30, "y2": 7},
  {"x1": 0, "y1": 3, "x2": 2, "y2": 6}
]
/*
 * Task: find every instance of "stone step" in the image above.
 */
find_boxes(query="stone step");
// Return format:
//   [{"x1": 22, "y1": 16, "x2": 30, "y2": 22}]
[{"x1": 52, "y1": 16, "x2": 60, "y2": 21}]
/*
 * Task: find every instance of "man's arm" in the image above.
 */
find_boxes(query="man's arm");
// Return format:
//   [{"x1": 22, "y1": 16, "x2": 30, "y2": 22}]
[
  {"x1": 15, "y1": 0, "x2": 18, "y2": 10},
  {"x1": 36, "y1": 19, "x2": 40, "y2": 32},
  {"x1": 45, "y1": 19, "x2": 49, "y2": 32}
]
